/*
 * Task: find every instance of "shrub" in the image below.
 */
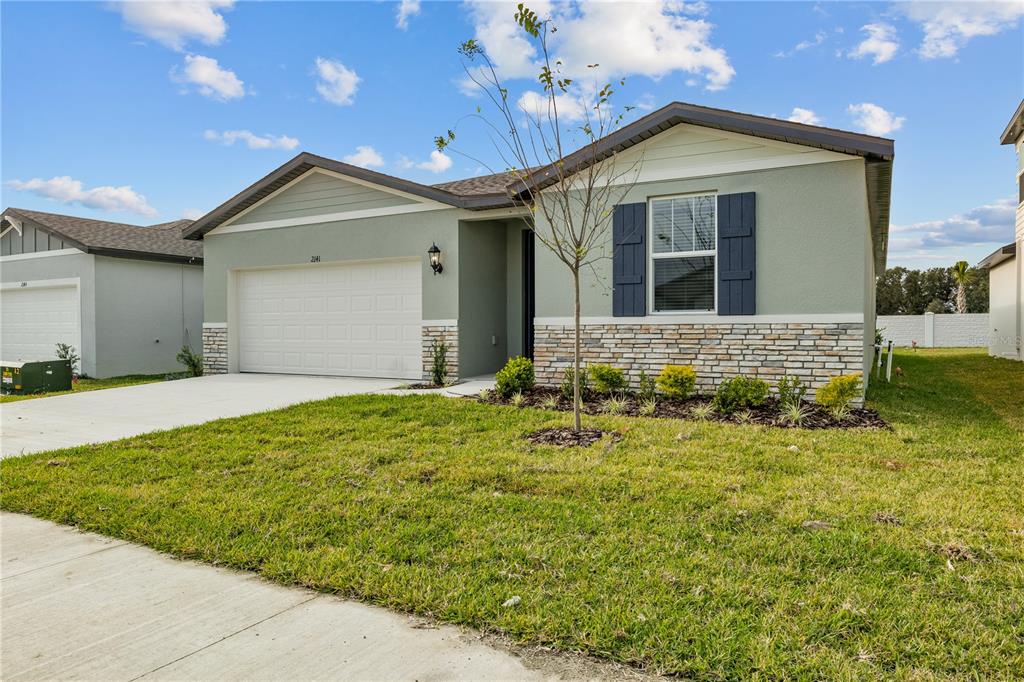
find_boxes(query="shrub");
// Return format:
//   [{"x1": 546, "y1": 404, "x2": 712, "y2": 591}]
[
  {"x1": 176, "y1": 344, "x2": 204, "y2": 377},
  {"x1": 431, "y1": 340, "x2": 449, "y2": 386},
  {"x1": 495, "y1": 356, "x2": 535, "y2": 398},
  {"x1": 657, "y1": 365, "x2": 696, "y2": 399},
  {"x1": 691, "y1": 402, "x2": 715, "y2": 420},
  {"x1": 637, "y1": 370, "x2": 657, "y2": 401},
  {"x1": 639, "y1": 397, "x2": 657, "y2": 416},
  {"x1": 601, "y1": 395, "x2": 627, "y2": 414},
  {"x1": 540, "y1": 394, "x2": 559, "y2": 410},
  {"x1": 561, "y1": 365, "x2": 589, "y2": 400},
  {"x1": 589, "y1": 364, "x2": 627, "y2": 395},
  {"x1": 55, "y1": 342, "x2": 80, "y2": 374},
  {"x1": 776, "y1": 375, "x2": 807, "y2": 408},
  {"x1": 713, "y1": 376, "x2": 769, "y2": 414},
  {"x1": 510, "y1": 391, "x2": 526, "y2": 407},
  {"x1": 816, "y1": 374, "x2": 862, "y2": 419},
  {"x1": 781, "y1": 402, "x2": 811, "y2": 427}
]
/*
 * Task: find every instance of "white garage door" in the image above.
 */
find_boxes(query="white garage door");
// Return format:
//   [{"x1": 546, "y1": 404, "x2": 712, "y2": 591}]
[
  {"x1": 1, "y1": 283, "x2": 81, "y2": 363},
  {"x1": 238, "y1": 259, "x2": 422, "y2": 379}
]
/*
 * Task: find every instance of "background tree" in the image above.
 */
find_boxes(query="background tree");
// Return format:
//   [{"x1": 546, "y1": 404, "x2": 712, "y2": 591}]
[
  {"x1": 436, "y1": 5, "x2": 640, "y2": 431},
  {"x1": 876, "y1": 263, "x2": 988, "y2": 314},
  {"x1": 951, "y1": 260, "x2": 973, "y2": 314}
]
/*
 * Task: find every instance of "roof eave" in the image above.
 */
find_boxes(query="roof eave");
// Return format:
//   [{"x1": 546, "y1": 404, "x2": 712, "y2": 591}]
[
  {"x1": 999, "y1": 100, "x2": 1024, "y2": 145},
  {"x1": 977, "y1": 242, "x2": 1017, "y2": 269}
]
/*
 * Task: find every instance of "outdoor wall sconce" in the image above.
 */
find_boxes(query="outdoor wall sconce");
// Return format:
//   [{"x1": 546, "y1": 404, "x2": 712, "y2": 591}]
[{"x1": 428, "y1": 243, "x2": 443, "y2": 275}]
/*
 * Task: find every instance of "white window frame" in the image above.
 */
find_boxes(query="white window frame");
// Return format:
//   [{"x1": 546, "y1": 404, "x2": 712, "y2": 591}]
[{"x1": 647, "y1": 192, "x2": 718, "y2": 314}]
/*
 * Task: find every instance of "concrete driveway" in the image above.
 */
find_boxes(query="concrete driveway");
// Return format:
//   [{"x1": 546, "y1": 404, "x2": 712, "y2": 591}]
[{"x1": 1, "y1": 374, "x2": 401, "y2": 458}]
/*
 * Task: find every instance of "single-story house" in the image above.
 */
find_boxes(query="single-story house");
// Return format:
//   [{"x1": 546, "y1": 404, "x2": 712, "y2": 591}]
[
  {"x1": 1, "y1": 208, "x2": 203, "y2": 378},
  {"x1": 980, "y1": 100, "x2": 1024, "y2": 361},
  {"x1": 184, "y1": 101, "x2": 893, "y2": 396}
]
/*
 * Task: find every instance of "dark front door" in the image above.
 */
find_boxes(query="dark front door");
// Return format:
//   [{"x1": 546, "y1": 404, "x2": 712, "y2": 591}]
[{"x1": 522, "y1": 229, "x2": 536, "y2": 359}]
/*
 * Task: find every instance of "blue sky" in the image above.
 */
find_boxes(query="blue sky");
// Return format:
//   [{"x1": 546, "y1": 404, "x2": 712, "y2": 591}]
[{"x1": 1, "y1": 1, "x2": 1021, "y2": 268}]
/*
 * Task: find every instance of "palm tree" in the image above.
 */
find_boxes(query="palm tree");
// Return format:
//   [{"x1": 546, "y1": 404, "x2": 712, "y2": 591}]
[{"x1": 951, "y1": 261, "x2": 972, "y2": 314}]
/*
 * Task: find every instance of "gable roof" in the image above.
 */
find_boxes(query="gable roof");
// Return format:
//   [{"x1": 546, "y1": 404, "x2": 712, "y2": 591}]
[
  {"x1": 183, "y1": 102, "x2": 893, "y2": 269},
  {"x1": 2, "y1": 208, "x2": 202, "y2": 263},
  {"x1": 977, "y1": 242, "x2": 1016, "y2": 269}
]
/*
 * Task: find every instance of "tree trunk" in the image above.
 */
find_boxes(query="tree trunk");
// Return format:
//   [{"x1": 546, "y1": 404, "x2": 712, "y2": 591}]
[
  {"x1": 956, "y1": 284, "x2": 967, "y2": 314},
  {"x1": 572, "y1": 266, "x2": 582, "y2": 432}
]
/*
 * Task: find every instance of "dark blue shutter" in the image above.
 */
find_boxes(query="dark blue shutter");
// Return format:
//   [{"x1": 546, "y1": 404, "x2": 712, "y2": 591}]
[
  {"x1": 717, "y1": 192, "x2": 756, "y2": 315},
  {"x1": 612, "y1": 202, "x2": 646, "y2": 317}
]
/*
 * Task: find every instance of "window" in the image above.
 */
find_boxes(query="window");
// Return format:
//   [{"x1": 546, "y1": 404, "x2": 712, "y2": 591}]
[{"x1": 649, "y1": 194, "x2": 716, "y2": 312}]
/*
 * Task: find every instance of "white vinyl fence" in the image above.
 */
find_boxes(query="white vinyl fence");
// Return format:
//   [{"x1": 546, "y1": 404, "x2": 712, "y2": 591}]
[{"x1": 876, "y1": 312, "x2": 989, "y2": 348}]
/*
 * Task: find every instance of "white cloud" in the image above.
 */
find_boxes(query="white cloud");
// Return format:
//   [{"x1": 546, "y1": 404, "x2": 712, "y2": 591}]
[
  {"x1": 181, "y1": 208, "x2": 205, "y2": 220},
  {"x1": 774, "y1": 30, "x2": 827, "y2": 58},
  {"x1": 314, "y1": 57, "x2": 360, "y2": 106},
  {"x1": 173, "y1": 54, "x2": 244, "y2": 100},
  {"x1": 416, "y1": 150, "x2": 453, "y2": 173},
  {"x1": 786, "y1": 107, "x2": 822, "y2": 125},
  {"x1": 464, "y1": 1, "x2": 734, "y2": 92},
  {"x1": 203, "y1": 129, "x2": 299, "y2": 150},
  {"x1": 517, "y1": 90, "x2": 589, "y2": 123},
  {"x1": 848, "y1": 102, "x2": 905, "y2": 136},
  {"x1": 396, "y1": 0, "x2": 421, "y2": 29},
  {"x1": 6, "y1": 176, "x2": 157, "y2": 216},
  {"x1": 902, "y1": 1, "x2": 1024, "y2": 59},
  {"x1": 342, "y1": 145, "x2": 385, "y2": 168},
  {"x1": 888, "y1": 197, "x2": 1015, "y2": 266},
  {"x1": 848, "y1": 22, "x2": 899, "y2": 64},
  {"x1": 115, "y1": 0, "x2": 234, "y2": 51}
]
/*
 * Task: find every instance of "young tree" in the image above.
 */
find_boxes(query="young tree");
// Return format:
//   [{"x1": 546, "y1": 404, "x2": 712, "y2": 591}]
[
  {"x1": 951, "y1": 260, "x2": 973, "y2": 314},
  {"x1": 435, "y1": 5, "x2": 640, "y2": 431}
]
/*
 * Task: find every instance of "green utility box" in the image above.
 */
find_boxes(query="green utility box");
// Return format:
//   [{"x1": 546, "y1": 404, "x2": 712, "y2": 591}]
[{"x1": 1, "y1": 359, "x2": 73, "y2": 395}]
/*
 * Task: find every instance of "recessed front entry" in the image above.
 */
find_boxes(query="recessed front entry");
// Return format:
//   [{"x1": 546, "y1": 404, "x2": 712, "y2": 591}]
[{"x1": 237, "y1": 259, "x2": 422, "y2": 379}]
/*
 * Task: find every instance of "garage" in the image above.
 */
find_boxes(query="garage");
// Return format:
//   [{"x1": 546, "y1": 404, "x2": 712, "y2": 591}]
[
  {"x1": 1, "y1": 281, "x2": 80, "y2": 363},
  {"x1": 237, "y1": 259, "x2": 422, "y2": 379}
]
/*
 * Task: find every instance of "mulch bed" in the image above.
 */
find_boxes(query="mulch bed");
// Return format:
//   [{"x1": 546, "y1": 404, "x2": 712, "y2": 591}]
[
  {"x1": 400, "y1": 383, "x2": 445, "y2": 390},
  {"x1": 525, "y1": 427, "x2": 615, "y2": 448},
  {"x1": 480, "y1": 386, "x2": 887, "y2": 430}
]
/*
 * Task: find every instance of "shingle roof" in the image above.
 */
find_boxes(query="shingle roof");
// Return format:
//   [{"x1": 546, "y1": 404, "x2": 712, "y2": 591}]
[
  {"x1": 3, "y1": 208, "x2": 202, "y2": 262},
  {"x1": 977, "y1": 242, "x2": 1016, "y2": 269},
  {"x1": 431, "y1": 169, "x2": 533, "y2": 197}
]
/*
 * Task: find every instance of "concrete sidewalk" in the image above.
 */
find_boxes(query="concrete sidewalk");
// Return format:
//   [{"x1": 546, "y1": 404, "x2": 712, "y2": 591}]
[
  {"x1": 1, "y1": 374, "x2": 402, "y2": 458},
  {"x1": 1, "y1": 513, "x2": 551, "y2": 681}
]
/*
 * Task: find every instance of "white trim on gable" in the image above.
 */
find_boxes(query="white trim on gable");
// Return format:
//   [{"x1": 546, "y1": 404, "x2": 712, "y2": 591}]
[
  {"x1": 0, "y1": 215, "x2": 23, "y2": 238},
  {"x1": 217, "y1": 167, "x2": 452, "y2": 232}
]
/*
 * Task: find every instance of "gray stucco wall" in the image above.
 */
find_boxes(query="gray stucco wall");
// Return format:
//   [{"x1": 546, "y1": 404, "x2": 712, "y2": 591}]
[
  {"x1": 202, "y1": 208, "x2": 462, "y2": 323},
  {"x1": 457, "y1": 221, "x2": 508, "y2": 376},
  {"x1": 533, "y1": 159, "x2": 871, "y2": 318},
  {"x1": 93, "y1": 256, "x2": 203, "y2": 378},
  {"x1": 1, "y1": 251, "x2": 98, "y2": 376}
]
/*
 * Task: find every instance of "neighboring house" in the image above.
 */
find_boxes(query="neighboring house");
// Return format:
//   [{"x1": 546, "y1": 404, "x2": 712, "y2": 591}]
[
  {"x1": 184, "y1": 102, "x2": 893, "y2": 396},
  {"x1": 1, "y1": 208, "x2": 203, "y2": 378},
  {"x1": 980, "y1": 100, "x2": 1024, "y2": 361}
]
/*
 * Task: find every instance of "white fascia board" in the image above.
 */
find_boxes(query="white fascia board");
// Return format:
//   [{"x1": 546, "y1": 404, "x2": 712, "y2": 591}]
[{"x1": 0, "y1": 248, "x2": 85, "y2": 263}]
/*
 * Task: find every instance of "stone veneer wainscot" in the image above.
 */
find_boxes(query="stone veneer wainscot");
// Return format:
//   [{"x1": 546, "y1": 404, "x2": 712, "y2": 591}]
[
  {"x1": 202, "y1": 325, "x2": 228, "y2": 375},
  {"x1": 533, "y1": 321, "x2": 864, "y2": 398},
  {"x1": 422, "y1": 324, "x2": 459, "y2": 382}
]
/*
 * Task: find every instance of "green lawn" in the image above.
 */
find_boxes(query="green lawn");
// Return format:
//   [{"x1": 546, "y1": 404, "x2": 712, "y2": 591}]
[
  {"x1": 2, "y1": 349, "x2": 1021, "y2": 678},
  {"x1": 0, "y1": 374, "x2": 166, "y2": 403}
]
